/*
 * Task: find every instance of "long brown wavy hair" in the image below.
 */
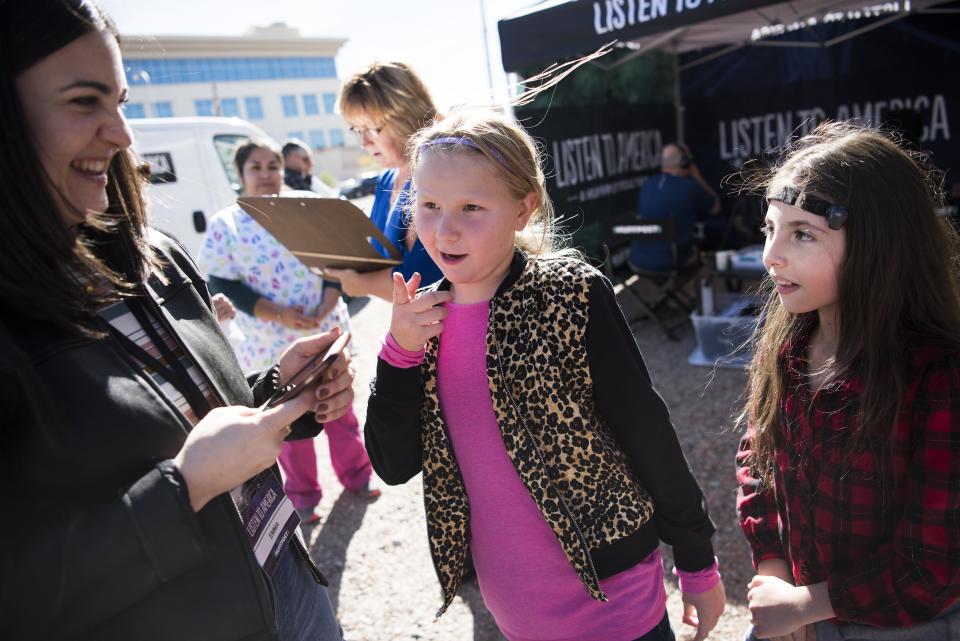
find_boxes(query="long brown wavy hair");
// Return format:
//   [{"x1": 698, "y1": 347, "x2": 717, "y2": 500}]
[
  {"x1": 0, "y1": 0, "x2": 159, "y2": 336},
  {"x1": 742, "y1": 121, "x2": 960, "y2": 484}
]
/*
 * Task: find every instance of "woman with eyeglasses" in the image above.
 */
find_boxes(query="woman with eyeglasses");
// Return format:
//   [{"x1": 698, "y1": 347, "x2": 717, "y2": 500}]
[{"x1": 324, "y1": 61, "x2": 443, "y2": 299}]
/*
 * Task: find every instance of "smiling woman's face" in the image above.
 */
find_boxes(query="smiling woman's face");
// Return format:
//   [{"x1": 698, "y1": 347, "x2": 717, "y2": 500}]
[{"x1": 15, "y1": 29, "x2": 133, "y2": 227}]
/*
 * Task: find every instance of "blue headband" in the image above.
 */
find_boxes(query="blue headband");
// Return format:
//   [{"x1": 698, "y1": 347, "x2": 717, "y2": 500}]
[{"x1": 418, "y1": 136, "x2": 507, "y2": 167}]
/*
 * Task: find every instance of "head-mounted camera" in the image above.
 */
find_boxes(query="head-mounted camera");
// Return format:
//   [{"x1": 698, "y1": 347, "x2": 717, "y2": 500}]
[{"x1": 767, "y1": 186, "x2": 849, "y2": 230}]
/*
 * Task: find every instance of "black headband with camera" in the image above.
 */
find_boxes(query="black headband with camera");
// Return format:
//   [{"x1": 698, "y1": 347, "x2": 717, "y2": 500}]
[{"x1": 766, "y1": 186, "x2": 849, "y2": 230}]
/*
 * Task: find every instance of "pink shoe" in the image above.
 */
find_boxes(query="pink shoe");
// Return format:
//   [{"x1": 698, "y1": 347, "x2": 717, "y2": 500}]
[
  {"x1": 296, "y1": 506, "x2": 322, "y2": 525},
  {"x1": 352, "y1": 482, "x2": 381, "y2": 500}
]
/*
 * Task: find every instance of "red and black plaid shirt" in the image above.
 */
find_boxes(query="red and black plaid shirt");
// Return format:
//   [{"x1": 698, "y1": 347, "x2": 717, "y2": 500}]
[{"x1": 736, "y1": 336, "x2": 960, "y2": 627}]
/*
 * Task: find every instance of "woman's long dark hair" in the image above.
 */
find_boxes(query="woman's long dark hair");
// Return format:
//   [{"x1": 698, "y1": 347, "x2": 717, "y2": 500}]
[
  {"x1": 743, "y1": 121, "x2": 960, "y2": 483},
  {"x1": 0, "y1": 0, "x2": 158, "y2": 336}
]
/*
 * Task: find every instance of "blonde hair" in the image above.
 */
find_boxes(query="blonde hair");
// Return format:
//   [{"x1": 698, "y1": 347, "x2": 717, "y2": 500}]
[
  {"x1": 403, "y1": 46, "x2": 613, "y2": 258},
  {"x1": 409, "y1": 108, "x2": 562, "y2": 257},
  {"x1": 337, "y1": 60, "x2": 438, "y2": 159}
]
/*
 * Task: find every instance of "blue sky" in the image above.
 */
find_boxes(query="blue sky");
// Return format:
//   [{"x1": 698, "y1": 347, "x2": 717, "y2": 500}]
[{"x1": 101, "y1": 0, "x2": 539, "y2": 110}]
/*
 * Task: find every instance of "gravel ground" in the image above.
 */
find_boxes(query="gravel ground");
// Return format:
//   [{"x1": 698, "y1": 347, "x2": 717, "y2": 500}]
[{"x1": 302, "y1": 285, "x2": 756, "y2": 641}]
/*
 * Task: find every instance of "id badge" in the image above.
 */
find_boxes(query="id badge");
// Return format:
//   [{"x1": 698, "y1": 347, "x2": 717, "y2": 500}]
[{"x1": 231, "y1": 470, "x2": 301, "y2": 577}]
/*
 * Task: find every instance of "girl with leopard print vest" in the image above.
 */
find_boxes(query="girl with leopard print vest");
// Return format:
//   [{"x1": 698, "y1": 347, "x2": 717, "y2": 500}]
[{"x1": 364, "y1": 108, "x2": 726, "y2": 641}]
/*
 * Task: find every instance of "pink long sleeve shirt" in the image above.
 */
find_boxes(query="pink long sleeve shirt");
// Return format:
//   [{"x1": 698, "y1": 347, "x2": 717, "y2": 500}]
[{"x1": 381, "y1": 300, "x2": 718, "y2": 640}]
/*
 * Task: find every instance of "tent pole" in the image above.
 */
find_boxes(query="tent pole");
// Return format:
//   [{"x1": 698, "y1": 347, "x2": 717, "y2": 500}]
[
  {"x1": 679, "y1": 43, "x2": 746, "y2": 72},
  {"x1": 479, "y1": 0, "x2": 495, "y2": 94},
  {"x1": 674, "y1": 50, "x2": 685, "y2": 144}
]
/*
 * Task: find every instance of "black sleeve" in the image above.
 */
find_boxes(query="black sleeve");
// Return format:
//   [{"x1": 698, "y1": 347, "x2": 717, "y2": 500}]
[
  {"x1": 207, "y1": 275, "x2": 261, "y2": 316},
  {"x1": 323, "y1": 279, "x2": 342, "y2": 292},
  {"x1": 363, "y1": 357, "x2": 424, "y2": 485},
  {"x1": 587, "y1": 274, "x2": 716, "y2": 571},
  {"x1": 693, "y1": 181, "x2": 716, "y2": 216},
  {"x1": 0, "y1": 364, "x2": 205, "y2": 637},
  {"x1": 248, "y1": 367, "x2": 322, "y2": 441}
]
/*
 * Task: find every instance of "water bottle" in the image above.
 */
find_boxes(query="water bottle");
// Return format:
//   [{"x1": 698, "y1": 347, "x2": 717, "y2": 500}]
[{"x1": 700, "y1": 276, "x2": 715, "y2": 316}]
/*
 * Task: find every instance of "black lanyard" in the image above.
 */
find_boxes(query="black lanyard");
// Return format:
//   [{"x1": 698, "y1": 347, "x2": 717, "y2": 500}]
[{"x1": 106, "y1": 299, "x2": 212, "y2": 419}]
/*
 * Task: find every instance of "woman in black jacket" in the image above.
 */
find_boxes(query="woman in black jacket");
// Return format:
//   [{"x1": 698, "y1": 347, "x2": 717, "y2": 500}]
[{"x1": 0, "y1": 2, "x2": 354, "y2": 639}]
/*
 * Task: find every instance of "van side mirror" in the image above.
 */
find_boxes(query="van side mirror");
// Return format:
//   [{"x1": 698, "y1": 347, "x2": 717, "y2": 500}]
[{"x1": 193, "y1": 210, "x2": 207, "y2": 233}]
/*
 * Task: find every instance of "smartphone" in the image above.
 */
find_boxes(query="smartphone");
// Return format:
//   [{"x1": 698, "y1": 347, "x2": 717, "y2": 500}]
[{"x1": 263, "y1": 331, "x2": 351, "y2": 409}]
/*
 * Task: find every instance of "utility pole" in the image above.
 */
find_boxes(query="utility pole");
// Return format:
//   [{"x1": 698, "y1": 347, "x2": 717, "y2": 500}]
[{"x1": 479, "y1": 0, "x2": 494, "y2": 94}]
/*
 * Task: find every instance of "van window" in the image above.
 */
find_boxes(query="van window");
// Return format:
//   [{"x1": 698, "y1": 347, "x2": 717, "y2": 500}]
[
  {"x1": 213, "y1": 134, "x2": 249, "y2": 194},
  {"x1": 142, "y1": 152, "x2": 177, "y2": 184}
]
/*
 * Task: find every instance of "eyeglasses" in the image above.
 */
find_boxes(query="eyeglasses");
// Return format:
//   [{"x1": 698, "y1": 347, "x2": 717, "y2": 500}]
[{"x1": 349, "y1": 125, "x2": 383, "y2": 139}]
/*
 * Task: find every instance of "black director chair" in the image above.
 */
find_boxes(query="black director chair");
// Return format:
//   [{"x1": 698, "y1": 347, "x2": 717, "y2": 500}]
[{"x1": 601, "y1": 215, "x2": 703, "y2": 341}]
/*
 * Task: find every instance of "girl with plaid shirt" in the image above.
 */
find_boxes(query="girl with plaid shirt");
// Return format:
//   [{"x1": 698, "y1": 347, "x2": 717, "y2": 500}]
[{"x1": 736, "y1": 122, "x2": 960, "y2": 641}]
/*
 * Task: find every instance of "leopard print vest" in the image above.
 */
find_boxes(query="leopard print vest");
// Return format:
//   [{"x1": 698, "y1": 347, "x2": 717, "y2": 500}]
[{"x1": 419, "y1": 254, "x2": 655, "y2": 616}]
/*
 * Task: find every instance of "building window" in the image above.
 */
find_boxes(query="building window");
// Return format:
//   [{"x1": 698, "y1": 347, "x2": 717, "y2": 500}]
[
  {"x1": 195, "y1": 99, "x2": 214, "y2": 116},
  {"x1": 245, "y1": 97, "x2": 264, "y2": 120},
  {"x1": 322, "y1": 93, "x2": 336, "y2": 114},
  {"x1": 124, "y1": 103, "x2": 146, "y2": 119},
  {"x1": 220, "y1": 98, "x2": 240, "y2": 117},
  {"x1": 124, "y1": 57, "x2": 337, "y2": 85},
  {"x1": 153, "y1": 101, "x2": 173, "y2": 117},
  {"x1": 302, "y1": 94, "x2": 319, "y2": 116},
  {"x1": 288, "y1": 131, "x2": 305, "y2": 143},
  {"x1": 281, "y1": 95, "x2": 298, "y2": 117},
  {"x1": 328, "y1": 128, "x2": 345, "y2": 147},
  {"x1": 308, "y1": 130, "x2": 326, "y2": 150}
]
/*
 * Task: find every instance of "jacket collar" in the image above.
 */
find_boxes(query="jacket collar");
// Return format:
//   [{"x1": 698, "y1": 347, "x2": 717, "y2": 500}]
[
  {"x1": 432, "y1": 250, "x2": 529, "y2": 299},
  {"x1": 142, "y1": 255, "x2": 254, "y2": 408}
]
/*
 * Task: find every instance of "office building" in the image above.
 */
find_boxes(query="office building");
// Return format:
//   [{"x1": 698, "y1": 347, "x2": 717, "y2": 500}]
[{"x1": 121, "y1": 23, "x2": 366, "y2": 180}]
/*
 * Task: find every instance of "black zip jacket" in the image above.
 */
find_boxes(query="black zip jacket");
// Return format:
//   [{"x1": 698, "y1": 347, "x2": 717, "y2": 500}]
[{"x1": 0, "y1": 232, "x2": 324, "y2": 641}]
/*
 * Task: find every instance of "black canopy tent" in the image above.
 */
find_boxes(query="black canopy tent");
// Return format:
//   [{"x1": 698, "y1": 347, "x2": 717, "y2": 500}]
[
  {"x1": 499, "y1": 0, "x2": 952, "y2": 72},
  {"x1": 497, "y1": 0, "x2": 958, "y2": 255},
  {"x1": 499, "y1": 0, "x2": 952, "y2": 138}
]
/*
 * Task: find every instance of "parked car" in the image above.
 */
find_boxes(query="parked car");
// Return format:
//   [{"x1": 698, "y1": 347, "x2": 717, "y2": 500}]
[
  {"x1": 339, "y1": 172, "x2": 380, "y2": 200},
  {"x1": 129, "y1": 117, "x2": 275, "y2": 258}
]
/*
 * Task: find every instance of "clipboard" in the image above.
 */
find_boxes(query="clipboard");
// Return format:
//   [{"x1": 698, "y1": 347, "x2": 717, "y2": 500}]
[{"x1": 237, "y1": 196, "x2": 403, "y2": 273}]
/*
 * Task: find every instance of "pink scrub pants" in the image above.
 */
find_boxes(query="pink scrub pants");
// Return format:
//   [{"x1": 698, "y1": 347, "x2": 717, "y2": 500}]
[{"x1": 277, "y1": 405, "x2": 372, "y2": 510}]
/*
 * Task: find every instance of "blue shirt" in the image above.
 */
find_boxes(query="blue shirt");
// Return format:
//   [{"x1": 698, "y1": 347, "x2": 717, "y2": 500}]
[
  {"x1": 370, "y1": 169, "x2": 443, "y2": 286},
  {"x1": 629, "y1": 173, "x2": 714, "y2": 271}
]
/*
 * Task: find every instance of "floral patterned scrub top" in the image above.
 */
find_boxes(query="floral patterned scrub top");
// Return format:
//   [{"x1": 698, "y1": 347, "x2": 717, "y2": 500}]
[{"x1": 197, "y1": 199, "x2": 351, "y2": 372}]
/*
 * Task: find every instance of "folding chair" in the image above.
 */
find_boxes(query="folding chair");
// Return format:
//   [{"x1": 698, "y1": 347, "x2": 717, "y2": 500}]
[{"x1": 601, "y1": 215, "x2": 703, "y2": 341}]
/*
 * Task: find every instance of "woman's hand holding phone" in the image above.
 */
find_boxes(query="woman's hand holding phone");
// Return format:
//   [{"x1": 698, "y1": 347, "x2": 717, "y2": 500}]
[
  {"x1": 173, "y1": 402, "x2": 312, "y2": 512},
  {"x1": 275, "y1": 327, "x2": 354, "y2": 422},
  {"x1": 172, "y1": 328, "x2": 356, "y2": 512}
]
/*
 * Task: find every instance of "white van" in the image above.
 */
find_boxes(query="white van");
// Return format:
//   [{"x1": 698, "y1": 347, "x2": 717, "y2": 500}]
[{"x1": 130, "y1": 117, "x2": 275, "y2": 258}]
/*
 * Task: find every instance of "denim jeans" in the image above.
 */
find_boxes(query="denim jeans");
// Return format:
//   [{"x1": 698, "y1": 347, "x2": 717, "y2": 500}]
[
  {"x1": 271, "y1": 545, "x2": 343, "y2": 641},
  {"x1": 633, "y1": 611, "x2": 677, "y2": 641}
]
